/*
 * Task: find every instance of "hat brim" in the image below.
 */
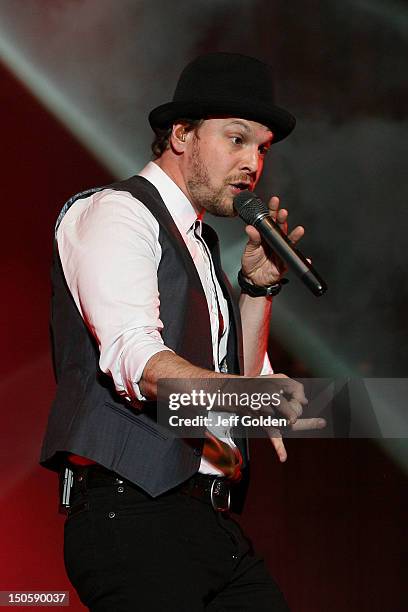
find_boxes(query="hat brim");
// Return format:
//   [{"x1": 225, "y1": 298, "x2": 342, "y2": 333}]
[{"x1": 149, "y1": 100, "x2": 296, "y2": 144}]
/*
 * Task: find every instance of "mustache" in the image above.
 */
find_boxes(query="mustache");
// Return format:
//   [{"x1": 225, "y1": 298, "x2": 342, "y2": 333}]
[{"x1": 225, "y1": 176, "x2": 253, "y2": 187}]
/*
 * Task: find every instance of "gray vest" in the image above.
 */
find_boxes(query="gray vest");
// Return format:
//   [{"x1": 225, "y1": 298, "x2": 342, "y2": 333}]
[{"x1": 40, "y1": 176, "x2": 249, "y2": 510}]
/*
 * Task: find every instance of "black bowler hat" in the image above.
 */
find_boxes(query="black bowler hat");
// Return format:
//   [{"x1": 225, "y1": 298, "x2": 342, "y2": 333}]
[{"x1": 149, "y1": 52, "x2": 296, "y2": 143}]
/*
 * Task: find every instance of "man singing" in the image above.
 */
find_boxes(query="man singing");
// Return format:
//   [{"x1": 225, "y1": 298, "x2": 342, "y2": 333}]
[{"x1": 41, "y1": 52, "x2": 321, "y2": 611}]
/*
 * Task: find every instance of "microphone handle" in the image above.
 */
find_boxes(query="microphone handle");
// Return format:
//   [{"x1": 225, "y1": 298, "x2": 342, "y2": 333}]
[{"x1": 254, "y1": 214, "x2": 328, "y2": 297}]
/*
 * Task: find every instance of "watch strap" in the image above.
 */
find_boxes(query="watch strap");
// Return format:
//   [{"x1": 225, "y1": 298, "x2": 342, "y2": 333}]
[{"x1": 237, "y1": 269, "x2": 288, "y2": 297}]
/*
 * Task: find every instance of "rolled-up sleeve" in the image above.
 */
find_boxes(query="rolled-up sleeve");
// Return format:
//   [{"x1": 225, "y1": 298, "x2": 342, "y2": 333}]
[{"x1": 57, "y1": 188, "x2": 173, "y2": 401}]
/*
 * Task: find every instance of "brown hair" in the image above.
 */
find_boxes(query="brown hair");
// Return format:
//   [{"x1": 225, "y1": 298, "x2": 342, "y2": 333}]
[{"x1": 151, "y1": 118, "x2": 204, "y2": 158}]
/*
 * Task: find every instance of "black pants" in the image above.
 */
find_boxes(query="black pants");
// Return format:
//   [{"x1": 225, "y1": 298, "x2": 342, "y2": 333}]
[{"x1": 64, "y1": 477, "x2": 289, "y2": 611}]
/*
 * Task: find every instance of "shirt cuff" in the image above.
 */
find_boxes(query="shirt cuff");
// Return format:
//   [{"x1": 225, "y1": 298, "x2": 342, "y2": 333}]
[{"x1": 119, "y1": 343, "x2": 174, "y2": 402}]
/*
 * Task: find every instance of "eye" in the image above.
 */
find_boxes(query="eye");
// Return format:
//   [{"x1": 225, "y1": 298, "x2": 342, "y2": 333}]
[{"x1": 231, "y1": 135, "x2": 244, "y2": 145}]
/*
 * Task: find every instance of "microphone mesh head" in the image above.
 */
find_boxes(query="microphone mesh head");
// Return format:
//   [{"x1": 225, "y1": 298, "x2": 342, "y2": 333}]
[{"x1": 233, "y1": 190, "x2": 268, "y2": 225}]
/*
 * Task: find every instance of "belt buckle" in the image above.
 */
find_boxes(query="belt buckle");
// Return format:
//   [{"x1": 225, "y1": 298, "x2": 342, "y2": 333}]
[{"x1": 210, "y1": 478, "x2": 230, "y2": 512}]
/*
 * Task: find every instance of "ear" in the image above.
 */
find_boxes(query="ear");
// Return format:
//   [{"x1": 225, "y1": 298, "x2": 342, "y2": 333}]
[{"x1": 170, "y1": 123, "x2": 188, "y2": 153}]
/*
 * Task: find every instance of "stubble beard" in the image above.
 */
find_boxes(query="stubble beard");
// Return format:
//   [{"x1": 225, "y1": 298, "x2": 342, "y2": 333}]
[{"x1": 186, "y1": 138, "x2": 235, "y2": 217}]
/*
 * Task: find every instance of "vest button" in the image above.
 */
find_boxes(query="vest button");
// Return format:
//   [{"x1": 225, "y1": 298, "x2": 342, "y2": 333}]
[{"x1": 193, "y1": 448, "x2": 201, "y2": 456}]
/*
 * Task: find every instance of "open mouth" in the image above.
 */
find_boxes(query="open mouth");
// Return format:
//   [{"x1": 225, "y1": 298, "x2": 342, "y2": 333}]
[{"x1": 229, "y1": 182, "x2": 251, "y2": 194}]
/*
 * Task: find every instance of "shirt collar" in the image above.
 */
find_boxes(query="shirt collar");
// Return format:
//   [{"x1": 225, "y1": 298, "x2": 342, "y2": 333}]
[{"x1": 138, "y1": 161, "x2": 198, "y2": 234}]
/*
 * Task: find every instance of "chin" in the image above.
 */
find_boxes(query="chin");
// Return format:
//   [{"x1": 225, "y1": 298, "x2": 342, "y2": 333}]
[
  {"x1": 198, "y1": 191, "x2": 236, "y2": 218},
  {"x1": 214, "y1": 195, "x2": 237, "y2": 218},
  {"x1": 209, "y1": 204, "x2": 236, "y2": 218}
]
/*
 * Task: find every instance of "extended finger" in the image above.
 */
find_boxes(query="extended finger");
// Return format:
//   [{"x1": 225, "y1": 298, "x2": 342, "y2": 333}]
[
  {"x1": 287, "y1": 225, "x2": 305, "y2": 245},
  {"x1": 276, "y1": 208, "x2": 288, "y2": 227},
  {"x1": 291, "y1": 418, "x2": 326, "y2": 431},
  {"x1": 268, "y1": 196, "x2": 280, "y2": 219},
  {"x1": 268, "y1": 431, "x2": 287, "y2": 462}
]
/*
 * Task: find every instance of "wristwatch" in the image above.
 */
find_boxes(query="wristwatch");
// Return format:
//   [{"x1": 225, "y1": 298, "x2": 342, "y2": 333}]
[{"x1": 237, "y1": 269, "x2": 288, "y2": 297}]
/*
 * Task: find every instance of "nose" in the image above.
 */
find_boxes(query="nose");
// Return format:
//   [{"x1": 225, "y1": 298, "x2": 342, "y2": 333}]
[{"x1": 240, "y1": 144, "x2": 261, "y2": 176}]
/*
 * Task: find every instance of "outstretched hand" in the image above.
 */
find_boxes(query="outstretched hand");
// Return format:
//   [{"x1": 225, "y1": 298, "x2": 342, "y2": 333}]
[{"x1": 263, "y1": 374, "x2": 326, "y2": 462}]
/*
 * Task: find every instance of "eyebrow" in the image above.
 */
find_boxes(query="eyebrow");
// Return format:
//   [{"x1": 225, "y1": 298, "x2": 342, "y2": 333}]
[
  {"x1": 226, "y1": 120, "x2": 273, "y2": 143},
  {"x1": 227, "y1": 120, "x2": 251, "y2": 132}
]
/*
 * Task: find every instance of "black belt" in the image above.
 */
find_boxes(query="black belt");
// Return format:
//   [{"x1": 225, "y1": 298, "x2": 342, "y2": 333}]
[{"x1": 60, "y1": 464, "x2": 232, "y2": 513}]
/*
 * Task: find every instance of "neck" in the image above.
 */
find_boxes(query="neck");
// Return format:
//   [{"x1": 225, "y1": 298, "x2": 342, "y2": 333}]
[{"x1": 153, "y1": 154, "x2": 203, "y2": 217}]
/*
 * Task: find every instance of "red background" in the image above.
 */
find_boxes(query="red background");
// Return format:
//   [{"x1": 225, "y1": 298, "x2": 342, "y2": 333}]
[{"x1": 1, "y1": 62, "x2": 405, "y2": 612}]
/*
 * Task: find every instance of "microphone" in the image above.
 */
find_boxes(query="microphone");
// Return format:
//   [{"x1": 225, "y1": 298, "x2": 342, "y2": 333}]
[{"x1": 233, "y1": 190, "x2": 327, "y2": 297}]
